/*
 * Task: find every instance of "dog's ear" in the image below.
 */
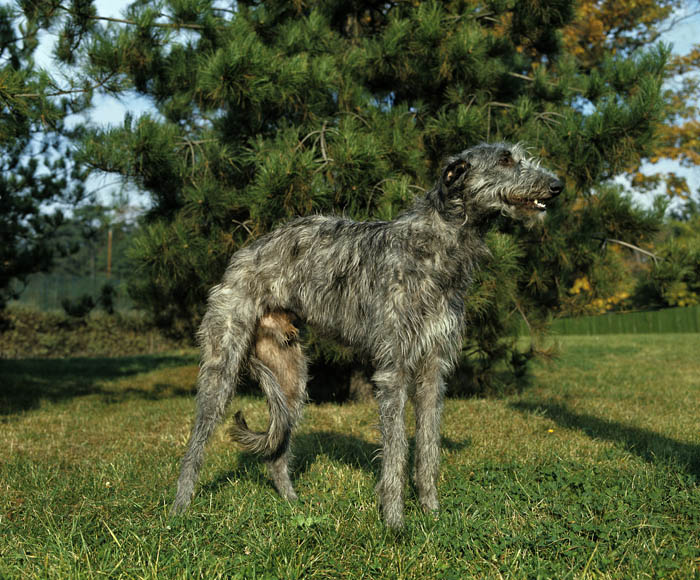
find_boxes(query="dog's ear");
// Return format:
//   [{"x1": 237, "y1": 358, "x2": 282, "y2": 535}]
[
  {"x1": 442, "y1": 158, "x2": 469, "y2": 191},
  {"x1": 429, "y1": 156, "x2": 470, "y2": 214}
]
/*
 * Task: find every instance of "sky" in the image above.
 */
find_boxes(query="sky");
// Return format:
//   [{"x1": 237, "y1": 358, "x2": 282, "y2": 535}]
[
  {"x1": 660, "y1": 4, "x2": 700, "y2": 53},
  {"x1": 36, "y1": 0, "x2": 151, "y2": 123},
  {"x1": 36, "y1": 1, "x2": 700, "y2": 211},
  {"x1": 646, "y1": 4, "x2": 700, "y2": 207},
  {"x1": 34, "y1": 0, "x2": 152, "y2": 208}
]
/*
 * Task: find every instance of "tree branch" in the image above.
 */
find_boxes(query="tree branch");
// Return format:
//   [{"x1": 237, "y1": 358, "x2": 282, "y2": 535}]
[
  {"x1": 88, "y1": 14, "x2": 207, "y2": 31},
  {"x1": 507, "y1": 71, "x2": 584, "y2": 94},
  {"x1": 602, "y1": 237, "x2": 660, "y2": 264},
  {"x1": 13, "y1": 72, "x2": 118, "y2": 99}
]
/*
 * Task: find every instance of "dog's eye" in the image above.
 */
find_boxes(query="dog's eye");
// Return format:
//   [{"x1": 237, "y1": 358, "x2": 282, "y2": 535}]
[{"x1": 498, "y1": 151, "x2": 514, "y2": 167}]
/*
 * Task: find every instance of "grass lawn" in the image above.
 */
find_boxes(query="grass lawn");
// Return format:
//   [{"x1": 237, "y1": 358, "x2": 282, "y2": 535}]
[{"x1": 1, "y1": 335, "x2": 698, "y2": 579}]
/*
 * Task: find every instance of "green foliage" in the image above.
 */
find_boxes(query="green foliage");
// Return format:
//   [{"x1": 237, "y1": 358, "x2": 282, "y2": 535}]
[
  {"x1": 0, "y1": 306, "x2": 190, "y2": 358},
  {"x1": 99, "y1": 282, "x2": 117, "y2": 314},
  {"x1": 543, "y1": 184, "x2": 664, "y2": 316},
  {"x1": 634, "y1": 205, "x2": 700, "y2": 309},
  {"x1": 60, "y1": 280, "x2": 124, "y2": 318},
  {"x1": 0, "y1": 3, "x2": 91, "y2": 309},
  {"x1": 449, "y1": 231, "x2": 531, "y2": 396},
  {"x1": 42, "y1": 0, "x2": 670, "y2": 390},
  {"x1": 48, "y1": 203, "x2": 138, "y2": 280},
  {"x1": 61, "y1": 293, "x2": 96, "y2": 318}
]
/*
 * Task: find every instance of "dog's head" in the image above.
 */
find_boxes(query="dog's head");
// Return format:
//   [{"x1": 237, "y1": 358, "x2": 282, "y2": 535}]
[{"x1": 435, "y1": 142, "x2": 563, "y2": 226}]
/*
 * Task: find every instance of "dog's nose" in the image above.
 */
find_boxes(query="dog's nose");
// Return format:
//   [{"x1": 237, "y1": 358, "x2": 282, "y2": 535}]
[{"x1": 549, "y1": 180, "x2": 564, "y2": 196}]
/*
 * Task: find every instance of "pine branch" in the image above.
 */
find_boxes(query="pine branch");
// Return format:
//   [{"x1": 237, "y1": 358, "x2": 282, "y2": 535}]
[
  {"x1": 594, "y1": 236, "x2": 661, "y2": 265},
  {"x1": 177, "y1": 138, "x2": 217, "y2": 180},
  {"x1": 296, "y1": 123, "x2": 339, "y2": 171},
  {"x1": 88, "y1": 14, "x2": 207, "y2": 31},
  {"x1": 13, "y1": 72, "x2": 118, "y2": 99},
  {"x1": 535, "y1": 111, "x2": 566, "y2": 128},
  {"x1": 487, "y1": 102, "x2": 514, "y2": 139},
  {"x1": 507, "y1": 72, "x2": 584, "y2": 94},
  {"x1": 513, "y1": 300, "x2": 532, "y2": 334},
  {"x1": 340, "y1": 111, "x2": 372, "y2": 128},
  {"x1": 605, "y1": 238, "x2": 661, "y2": 265}
]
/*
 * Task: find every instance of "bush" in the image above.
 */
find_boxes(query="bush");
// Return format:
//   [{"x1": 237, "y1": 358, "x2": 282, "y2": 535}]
[
  {"x1": 61, "y1": 294, "x2": 96, "y2": 318},
  {"x1": 0, "y1": 306, "x2": 190, "y2": 359}
]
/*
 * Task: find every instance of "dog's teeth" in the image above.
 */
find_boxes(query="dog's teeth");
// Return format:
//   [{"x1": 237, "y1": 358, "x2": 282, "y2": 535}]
[{"x1": 534, "y1": 200, "x2": 546, "y2": 209}]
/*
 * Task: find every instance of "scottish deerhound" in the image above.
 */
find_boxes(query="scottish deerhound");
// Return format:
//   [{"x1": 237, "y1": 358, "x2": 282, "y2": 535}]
[{"x1": 171, "y1": 142, "x2": 563, "y2": 529}]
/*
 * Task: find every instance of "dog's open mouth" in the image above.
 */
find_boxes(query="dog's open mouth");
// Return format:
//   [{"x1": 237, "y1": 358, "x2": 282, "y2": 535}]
[{"x1": 508, "y1": 197, "x2": 548, "y2": 212}]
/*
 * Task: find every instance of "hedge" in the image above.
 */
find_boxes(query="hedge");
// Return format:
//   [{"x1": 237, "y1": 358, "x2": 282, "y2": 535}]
[{"x1": 541, "y1": 305, "x2": 700, "y2": 335}]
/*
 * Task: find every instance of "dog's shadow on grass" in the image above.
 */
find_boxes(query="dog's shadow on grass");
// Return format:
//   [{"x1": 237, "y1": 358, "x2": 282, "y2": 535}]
[
  {"x1": 201, "y1": 430, "x2": 470, "y2": 496},
  {"x1": 293, "y1": 431, "x2": 380, "y2": 474},
  {"x1": 200, "y1": 431, "x2": 377, "y2": 497},
  {"x1": 511, "y1": 400, "x2": 700, "y2": 478}
]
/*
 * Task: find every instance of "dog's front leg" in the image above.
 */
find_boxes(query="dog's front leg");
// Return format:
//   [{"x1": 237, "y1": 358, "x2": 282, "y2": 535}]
[
  {"x1": 412, "y1": 358, "x2": 446, "y2": 514},
  {"x1": 374, "y1": 368, "x2": 409, "y2": 529}
]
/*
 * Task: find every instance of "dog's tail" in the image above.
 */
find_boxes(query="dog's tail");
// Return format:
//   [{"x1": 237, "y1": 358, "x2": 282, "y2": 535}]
[
  {"x1": 229, "y1": 312, "x2": 307, "y2": 458},
  {"x1": 230, "y1": 362, "x2": 293, "y2": 457}
]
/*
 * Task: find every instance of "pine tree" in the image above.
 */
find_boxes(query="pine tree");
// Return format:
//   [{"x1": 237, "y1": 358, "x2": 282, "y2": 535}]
[
  {"x1": 0, "y1": 2, "x2": 90, "y2": 309},
  {"x1": 61, "y1": 0, "x2": 668, "y2": 394}
]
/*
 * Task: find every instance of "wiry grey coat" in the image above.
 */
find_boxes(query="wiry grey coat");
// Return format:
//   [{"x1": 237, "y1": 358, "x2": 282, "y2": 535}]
[{"x1": 171, "y1": 142, "x2": 563, "y2": 529}]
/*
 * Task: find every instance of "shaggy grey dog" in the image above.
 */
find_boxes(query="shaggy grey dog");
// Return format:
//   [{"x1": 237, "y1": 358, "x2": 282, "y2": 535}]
[{"x1": 171, "y1": 142, "x2": 563, "y2": 529}]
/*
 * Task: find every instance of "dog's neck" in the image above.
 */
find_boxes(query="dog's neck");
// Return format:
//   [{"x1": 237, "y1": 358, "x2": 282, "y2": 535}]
[
  {"x1": 394, "y1": 194, "x2": 492, "y2": 290},
  {"x1": 412, "y1": 189, "x2": 497, "y2": 239}
]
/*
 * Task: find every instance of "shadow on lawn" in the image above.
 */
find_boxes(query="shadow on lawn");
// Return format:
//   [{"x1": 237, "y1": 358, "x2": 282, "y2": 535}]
[
  {"x1": 202, "y1": 431, "x2": 379, "y2": 497},
  {"x1": 511, "y1": 400, "x2": 700, "y2": 478},
  {"x1": 0, "y1": 354, "x2": 197, "y2": 415},
  {"x1": 202, "y1": 430, "x2": 470, "y2": 498}
]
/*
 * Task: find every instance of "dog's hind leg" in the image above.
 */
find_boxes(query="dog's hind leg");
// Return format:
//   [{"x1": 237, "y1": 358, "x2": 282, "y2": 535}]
[
  {"x1": 231, "y1": 311, "x2": 308, "y2": 500},
  {"x1": 171, "y1": 285, "x2": 256, "y2": 515}
]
